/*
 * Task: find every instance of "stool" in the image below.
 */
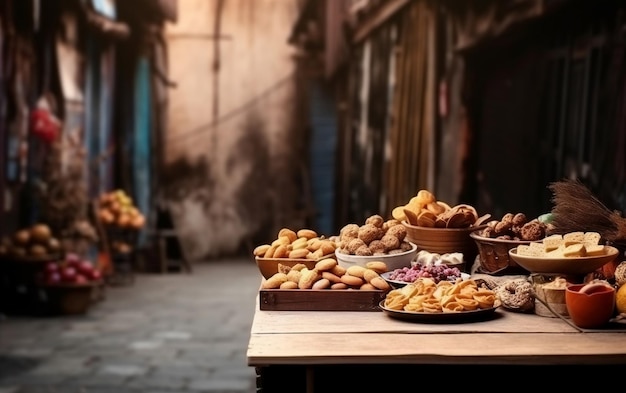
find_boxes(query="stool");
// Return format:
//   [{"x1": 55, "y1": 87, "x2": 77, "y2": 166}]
[{"x1": 154, "y1": 229, "x2": 192, "y2": 274}]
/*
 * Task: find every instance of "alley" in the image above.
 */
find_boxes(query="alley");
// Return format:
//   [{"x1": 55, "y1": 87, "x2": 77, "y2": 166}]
[{"x1": 0, "y1": 257, "x2": 260, "y2": 393}]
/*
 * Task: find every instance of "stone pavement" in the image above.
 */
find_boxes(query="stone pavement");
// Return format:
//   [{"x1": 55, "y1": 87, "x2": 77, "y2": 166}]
[{"x1": 0, "y1": 256, "x2": 261, "y2": 393}]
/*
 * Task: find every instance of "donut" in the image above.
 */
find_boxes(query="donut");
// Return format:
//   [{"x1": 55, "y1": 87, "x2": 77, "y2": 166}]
[{"x1": 495, "y1": 279, "x2": 534, "y2": 312}]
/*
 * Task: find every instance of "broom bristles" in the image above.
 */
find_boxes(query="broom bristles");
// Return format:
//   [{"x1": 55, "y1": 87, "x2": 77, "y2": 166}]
[{"x1": 548, "y1": 179, "x2": 624, "y2": 241}]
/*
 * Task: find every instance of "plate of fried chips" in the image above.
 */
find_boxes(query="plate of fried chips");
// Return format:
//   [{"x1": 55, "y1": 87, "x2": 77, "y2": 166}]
[
  {"x1": 378, "y1": 277, "x2": 500, "y2": 323},
  {"x1": 379, "y1": 301, "x2": 499, "y2": 323}
]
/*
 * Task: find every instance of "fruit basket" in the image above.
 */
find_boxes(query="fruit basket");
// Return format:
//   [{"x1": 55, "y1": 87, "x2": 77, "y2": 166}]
[
  {"x1": 42, "y1": 282, "x2": 96, "y2": 315},
  {"x1": 36, "y1": 253, "x2": 104, "y2": 315}
]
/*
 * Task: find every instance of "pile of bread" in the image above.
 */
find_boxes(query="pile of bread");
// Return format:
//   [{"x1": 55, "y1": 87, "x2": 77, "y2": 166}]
[
  {"x1": 517, "y1": 231, "x2": 606, "y2": 258},
  {"x1": 253, "y1": 228, "x2": 337, "y2": 260}
]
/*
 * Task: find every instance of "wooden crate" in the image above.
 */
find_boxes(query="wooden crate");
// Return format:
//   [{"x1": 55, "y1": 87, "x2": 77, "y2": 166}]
[{"x1": 259, "y1": 288, "x2": 387, "y2": 311}]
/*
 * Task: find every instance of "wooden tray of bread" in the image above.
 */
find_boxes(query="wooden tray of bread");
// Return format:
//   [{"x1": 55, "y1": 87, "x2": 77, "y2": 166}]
[{"x1": 259, "y1": 287, "x2": 387, "y2": 311}]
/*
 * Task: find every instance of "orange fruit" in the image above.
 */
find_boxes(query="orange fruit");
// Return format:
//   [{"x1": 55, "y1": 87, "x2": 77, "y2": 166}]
[{"x1": 616, "y1": 284, "x2": 626, "y2": 314}]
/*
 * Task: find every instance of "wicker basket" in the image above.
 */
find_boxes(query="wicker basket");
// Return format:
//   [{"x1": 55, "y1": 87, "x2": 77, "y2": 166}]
[
  {"x1": 43, "y1": 283, "x2": 96, "y2": 315},
  {"x1": 531, "y1": 274, "x2": 570, "y2": 318},
  {"x1": 469, "y1": 231, "x2": 531, "y2": 275}
]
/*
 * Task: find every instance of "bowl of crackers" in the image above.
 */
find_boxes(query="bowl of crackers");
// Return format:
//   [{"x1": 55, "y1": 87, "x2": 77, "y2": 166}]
[{"x1": 508, "y1": 231, "x2": 620, "y2": 276}]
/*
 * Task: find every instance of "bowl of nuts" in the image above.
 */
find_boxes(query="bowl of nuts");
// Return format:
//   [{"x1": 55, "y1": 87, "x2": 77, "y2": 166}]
[
  {"x1": 334, "y1": 215, "x2": 418, "y2": 272},
  {"x1": 470, "y1": 212, "x2": 548, "y2": 275}
]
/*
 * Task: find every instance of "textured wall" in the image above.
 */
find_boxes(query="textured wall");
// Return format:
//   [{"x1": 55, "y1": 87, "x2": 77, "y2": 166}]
[{"x1": 164, "y1": 0, "x2": 304, "y2": 260}]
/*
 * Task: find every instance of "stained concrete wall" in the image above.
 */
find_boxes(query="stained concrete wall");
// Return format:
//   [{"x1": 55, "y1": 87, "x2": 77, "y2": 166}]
[{"x1": 163, "y1": 0, "x2": 305, "y2": 260}]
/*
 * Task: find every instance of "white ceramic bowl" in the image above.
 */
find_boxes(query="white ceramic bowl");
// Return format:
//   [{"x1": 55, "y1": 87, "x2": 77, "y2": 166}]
[{"x1": 335, "y1": 243, "x2": 418, "y2": 272}]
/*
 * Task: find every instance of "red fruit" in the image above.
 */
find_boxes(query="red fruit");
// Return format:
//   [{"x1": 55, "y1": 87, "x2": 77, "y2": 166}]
[
  {"x1": 44, "y1": 262, "x2": 59, "y2": 274},
  {"x1": 66, "y1": 252, "x2": 80, "y2": 263},
  {"x1": 77, "y1": 260, "x2": 94, "y2": 275},
  {"x1": 45, "y1": 272, "x2": 61, "y2": 285},
  {"x1": 90, "y1": 269, "x2": 102, "y2": 281},
  {"x1": 61, "y1": 266, "x2": 77, "y2": 282},
  {"x1": 74, "y1": 274, "x2": 88, "y2": 285}
]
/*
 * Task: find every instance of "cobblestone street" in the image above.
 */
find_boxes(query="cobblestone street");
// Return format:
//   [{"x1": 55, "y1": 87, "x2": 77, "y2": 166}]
[{"x1": 0, "y1": 257, "x2": 260, "y2": 393}]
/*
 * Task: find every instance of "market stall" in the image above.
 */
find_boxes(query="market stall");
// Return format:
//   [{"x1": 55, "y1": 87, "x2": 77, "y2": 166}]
[{"x1": 246, "y1": 184, "x2": 626, "y2": 391}]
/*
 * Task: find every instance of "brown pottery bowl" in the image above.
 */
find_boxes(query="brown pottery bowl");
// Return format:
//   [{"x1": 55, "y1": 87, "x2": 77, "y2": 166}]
[
  {"x1": 255, "y1": 257, "x2": 317, "y2": 280},
  {"x1": 403, "y1": 222, "x2": 485, "y2": 269},
  {"x1": 565, "y1": 283, "x2": 616, "y2": 329}
]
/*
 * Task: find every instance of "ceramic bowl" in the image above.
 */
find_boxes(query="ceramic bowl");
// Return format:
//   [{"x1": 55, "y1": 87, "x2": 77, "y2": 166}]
[
  {"x1": 335, "y1": 242, "x2": 418, "y2": 272},
  {"x1": 565, "y1": 283, "x2": 616, "y2": 329},
  {"x1": 508, "y1": 246, "x2": 619, "y2": 276},
  {"x1": 255, "y1": 257, "x2": 317, "y2": 280},
  {"x1": 403, "y1": 222, "x2": 485, "y2": 269}
]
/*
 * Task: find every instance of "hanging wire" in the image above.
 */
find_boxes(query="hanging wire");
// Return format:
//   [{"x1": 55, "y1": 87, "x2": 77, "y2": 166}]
[{"x1": 166, "y1": 72, "x2": 294, "y2": 145}]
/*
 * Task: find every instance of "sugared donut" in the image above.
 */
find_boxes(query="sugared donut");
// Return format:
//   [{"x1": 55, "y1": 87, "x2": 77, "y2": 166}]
[{"x1": 495, "y1": 279, "x2": 534, "y2": 312}]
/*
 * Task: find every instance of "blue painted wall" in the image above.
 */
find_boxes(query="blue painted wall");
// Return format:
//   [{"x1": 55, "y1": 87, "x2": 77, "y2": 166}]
[
  {"x1": 308, "y1": 81, "x2": 337, "y2": 236},
  {"x1": 132, "y1": 57, "x2": 151, "y2": 247}
]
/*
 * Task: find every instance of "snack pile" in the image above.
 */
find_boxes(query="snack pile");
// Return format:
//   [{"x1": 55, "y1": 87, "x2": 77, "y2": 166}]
[
  {"x1": 387, "y1": 264, "x2": 462, "y2": 284},
  {"x1": 253, "y1": 228, "x2": 336, "y2": 260},
  {"x1": 383, "y1": 277, "x2": 497, "y2": 313},
  {"x1": 262, "y1": 257, "x2": 391, "y2": 291},
  {"x1": 479, "y1": 212, "x2": 547, "y2": 241},
  {"x1": 335, "y1": 215, "x2": 411, "y2": 256},
  {"x1": 516, "y1": 231, "x2": 606, "y2": 258},
  {"x1": 390, "y1": 189, "x2": 481, "y2": 228}
]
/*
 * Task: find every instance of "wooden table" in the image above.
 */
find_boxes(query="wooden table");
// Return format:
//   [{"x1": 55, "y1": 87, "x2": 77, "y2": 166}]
[{"x1": 247, "y1": 294, "x2": 626, "y2": 392}]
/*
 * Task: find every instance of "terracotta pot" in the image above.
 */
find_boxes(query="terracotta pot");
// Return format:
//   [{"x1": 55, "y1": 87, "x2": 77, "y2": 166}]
[{"x1": 565, "y1": 283, "x2": 615, "y2": 329}]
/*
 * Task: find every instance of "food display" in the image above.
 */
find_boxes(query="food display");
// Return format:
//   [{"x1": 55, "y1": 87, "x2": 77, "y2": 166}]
[
  {"x1": 391, "y1": 189, "x2": 486, "y2": 228},
  {"x1": 382, "y1": 277, "x2": 497, "y2": 313},
  {"x1": 335, "y1": 215, "x2": 411, "y2": 257},
  {"x1": 97, "y1": 189, "x2": 145, "y2": 230},
  {"x1": 385, "y1": 264, "x2": 463, "y2": 285},
  {"x1": 532, "y1": 275, "x2": 569, "y2": 318},
  {"x1": 494, "y1": 278, "x2": 535, "y2": 312},
  {"x1": 262, "y1": 257, "x2": 390, "y2": 291},
  {"x1": 0, "y1": 223, "x2": 62, "y2": 259},
  {"x1": 250, "y1": 180, "x2": 626, "y2": 331},
  {"x1": 516, "y1": 231, "x2": 607, "y2": 258},
  {"x1": 39, "y1": 253, "x2": 102, "y2": 286},
  {"x1": 470, "y1": 212, "x2": 549, "y2": 275},
  {"x1": 414, "y1": 250, "x2": 463, "y2": 267},
  {"x1": 253, "y1": 228, "x2": 336, "y2": 260},
  {"x1": 478, "y1": 212, "x2": 547, "y2": 241}
]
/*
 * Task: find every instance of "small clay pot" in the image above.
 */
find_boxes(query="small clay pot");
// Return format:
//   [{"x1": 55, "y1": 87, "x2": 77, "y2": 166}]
[{"x1": 565, "y1": 283, "x2": 616, "y2": 329}]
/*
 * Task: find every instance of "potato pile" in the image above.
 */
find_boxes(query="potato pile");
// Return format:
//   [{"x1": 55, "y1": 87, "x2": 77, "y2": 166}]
[
  {"x1": 253, "y1": 228, "x2": 336, "y2": 260},
  {"x1": 335, "y1": 215, "x2": 412, "y2": 256},
  {"x1": 262, "y1": 257, "x2": 391, "y2": 291},
  {"x1": 0, "y1": 223, "x2": 62, "y2": 259},
  {"x1": 391, "y1": 189, "x2": 482, "y2": 228}
]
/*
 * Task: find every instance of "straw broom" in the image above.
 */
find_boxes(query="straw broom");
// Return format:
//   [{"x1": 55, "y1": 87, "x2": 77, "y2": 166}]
[{"x1": 548, "y1": 179, "x2": 626, "y2": 244}]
